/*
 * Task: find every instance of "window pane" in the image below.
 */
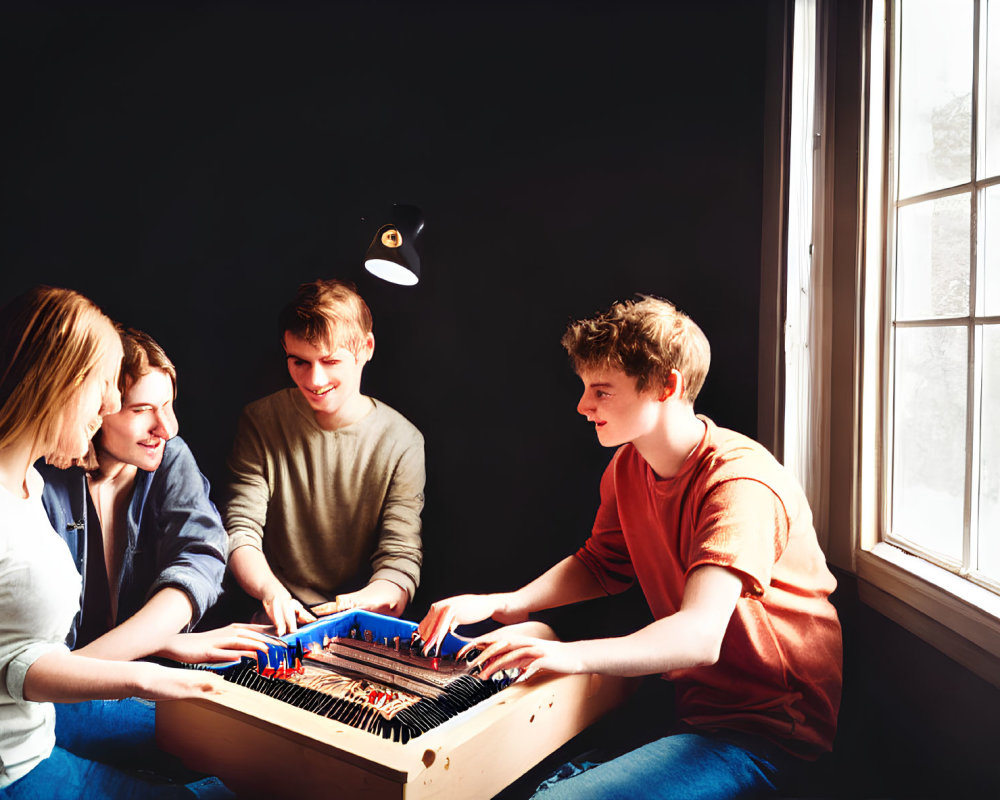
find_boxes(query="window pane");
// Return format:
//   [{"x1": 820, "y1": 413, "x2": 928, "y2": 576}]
[
  {"x1": 984, "y1": 0, "x2": 1000, "y2": 178},
  {"x1": 897, "y1": 0, "x2": 973, "y2": 198},
  {"x1": 984, "y1": 185, "x2": 1000, "y2": 316},
  {"x1": 978, "y1": 326, "x2": 1000, "y2": 578},
  {"x1": 895, "y1": 194, "x2": 970, "y2": 319},
  {"x1": 891, "y1": 325, "x2": 967, "y2": 561}
]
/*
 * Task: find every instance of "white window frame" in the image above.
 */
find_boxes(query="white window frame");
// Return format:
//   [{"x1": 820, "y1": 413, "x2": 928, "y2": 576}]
[
  {"x1": 759, "y1": 0, "x2": 1000, "y2": 687},
  {"x1": 830, "y1": 0, "x2": 1000, "y2": 686}
]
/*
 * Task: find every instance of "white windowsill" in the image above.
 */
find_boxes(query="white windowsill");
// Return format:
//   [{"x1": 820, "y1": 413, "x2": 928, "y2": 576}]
[{"x1": 855, "y1": 543, "x2": 1000, "y2": 688}]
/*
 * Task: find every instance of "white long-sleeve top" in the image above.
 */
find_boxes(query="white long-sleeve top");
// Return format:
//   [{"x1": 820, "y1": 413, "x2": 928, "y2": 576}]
[{"x1": 0, "y1": 466, "x2": 81, "y2": 788}]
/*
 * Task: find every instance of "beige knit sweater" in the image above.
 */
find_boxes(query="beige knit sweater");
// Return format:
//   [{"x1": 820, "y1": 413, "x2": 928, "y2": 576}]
[{"x1": 224, "y1": 389, "x2": 424, "y2": 605}]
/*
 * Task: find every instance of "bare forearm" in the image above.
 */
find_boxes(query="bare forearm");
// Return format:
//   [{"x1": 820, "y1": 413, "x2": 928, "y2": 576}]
[
  {"x1": 74, "y1": 587, "x2": 194, "y2": 662},
  {"x1": 228, "y1": 543, "x2": 284, "y2": 600},
  {"x1": 469, "y1": 565, "x2": 744, "y2": 681},
  {"x1": 24, "y1": 649, "x2": 223, "y2": 703},
  {"x1": 561, "y1": 612, "x2": 726, "y2": 677},
  {"x1": 503, "y1": 555, "x2": 607, "y2": 617},
  {"x1": 549, "y1": 565, "x2": 741, "y2": 676},
  {"x1": 26, "y1": 651, "x2": 162, "y2": 702},
  {"x1": 418, "y1": 556, "x2": 608, "y2": 653},
  {"x1": 228, "y1": 543, "x2": 314, "y2": 635}
]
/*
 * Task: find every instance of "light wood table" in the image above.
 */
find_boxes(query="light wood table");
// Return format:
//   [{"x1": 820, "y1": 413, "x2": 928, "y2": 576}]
[{"x1": 156, "y1": 668, "x2": 633, "y2": 799}]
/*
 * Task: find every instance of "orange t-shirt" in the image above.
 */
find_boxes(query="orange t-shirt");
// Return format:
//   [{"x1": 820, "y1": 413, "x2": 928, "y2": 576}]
[{"x1": 575, "y1": 417, "x2": 842, "y2": 758}]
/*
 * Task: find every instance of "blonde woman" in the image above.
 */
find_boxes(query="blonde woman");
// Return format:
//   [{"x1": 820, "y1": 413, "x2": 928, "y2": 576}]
[{"x1": 0, "y1": 286, "x2": 230, "y2": 799}]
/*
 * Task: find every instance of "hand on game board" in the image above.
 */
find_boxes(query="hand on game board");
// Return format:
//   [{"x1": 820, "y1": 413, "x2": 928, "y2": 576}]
[
  {"x1": 458, "y1": 632, "x2": 578, "y2": 681},
  {"x1": 310, "y1": 580, "x2": 408, "y2": 619},
  {"x1": 416, "y1": 593, "x2": 530, "y2": 656},
  {"x1": 262, "y1": 590, "x2": 316, "y2": 636},
  {"x1": 157, "y1": 623, "x2": 275, "y2": 663}
]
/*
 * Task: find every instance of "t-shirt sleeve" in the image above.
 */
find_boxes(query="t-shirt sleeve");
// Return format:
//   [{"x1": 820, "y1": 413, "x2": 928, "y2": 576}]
[
  {"x1": 574, "y1": 456, "x2": 636, "y2": 595},
  {"x1": 686, "y1": 478, "x2": 789, "y2": 596}
]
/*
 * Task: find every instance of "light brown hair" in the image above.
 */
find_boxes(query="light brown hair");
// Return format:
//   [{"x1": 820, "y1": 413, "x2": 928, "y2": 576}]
[
  {"x1": 120, "y1": 327, "x2": 177, "y2": 398},
  {"x1": 278, "y1": 279, "x2": 373, "y2": 355},
  {"x1": 0, "y1": 285, "x2": 118, "y2": 454},
  {"x1": 561, "y1": 295, "x2": 711, "y2": 401}
]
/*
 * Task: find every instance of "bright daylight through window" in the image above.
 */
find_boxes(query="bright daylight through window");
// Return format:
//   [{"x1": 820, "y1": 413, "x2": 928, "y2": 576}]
[{"x1": 886, "y1": 0, "x2": 999, "y2": 589}]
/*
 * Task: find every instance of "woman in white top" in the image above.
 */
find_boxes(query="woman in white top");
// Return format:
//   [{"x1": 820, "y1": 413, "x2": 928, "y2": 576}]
[{"x1": 0, "y1": 286, "x2": 231, "y2": 799}]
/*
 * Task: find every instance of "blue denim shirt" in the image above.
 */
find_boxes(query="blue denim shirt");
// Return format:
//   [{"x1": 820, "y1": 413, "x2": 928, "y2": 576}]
[{"x1": 37, "y1": 436, "x2": 227, "y2": 649}]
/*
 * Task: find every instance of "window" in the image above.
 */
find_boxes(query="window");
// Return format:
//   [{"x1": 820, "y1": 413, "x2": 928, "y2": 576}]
[
  {"x1": 765, "y1": 1, "x2": 1000, "y2": 675},
  {"x1": 849, "y1": 0, "x2": 1000, "y2": 683},
  {"x1": 884, "y1": 0, "x2": 999, "y2": 589}
]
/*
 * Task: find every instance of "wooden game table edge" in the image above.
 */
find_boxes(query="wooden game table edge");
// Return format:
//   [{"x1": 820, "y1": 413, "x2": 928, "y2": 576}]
[{"x1": 156, "y1": 669, "x2": 636, "y2": 799}]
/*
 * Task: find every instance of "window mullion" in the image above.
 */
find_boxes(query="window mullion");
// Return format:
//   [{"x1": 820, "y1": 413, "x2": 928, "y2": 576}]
[
  {"x1": 964, "y1": 0, "x2": 982, "y2": 575},
  {"x1": 968, "y1": 323, "x2": 985, "y2": 577}
]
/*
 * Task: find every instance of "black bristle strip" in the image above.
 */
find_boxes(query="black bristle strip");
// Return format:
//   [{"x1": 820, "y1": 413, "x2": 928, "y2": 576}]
[
  {"x1": 213, "y1": 660, "x2": 508, "y2": 742},
  {"x1": 325, "y1": 697, "x2": 350, "y2": 721}
]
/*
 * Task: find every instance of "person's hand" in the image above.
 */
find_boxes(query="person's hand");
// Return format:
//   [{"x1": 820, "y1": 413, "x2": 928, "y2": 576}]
[
  {"x1": 310, "y1": 580, "x2": 409, "y2": 619},
  {"x1": 416, "y1": 593, "x2": 528, "y2": 656},
  {"x1": 262, "y1": 590, "x2": 316, "y2": 636},
  {"x1": 459, "y1": 633, "x2": 580, "y2": 681},
  {"x1": 157, "y1": 623, "x2": 275, "y2": 664},
  {"x1": 131, "y1": 662, "x2": 227, "y2": 701}
]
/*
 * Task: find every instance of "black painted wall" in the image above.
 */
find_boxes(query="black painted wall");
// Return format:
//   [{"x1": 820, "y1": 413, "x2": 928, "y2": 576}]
[{"x1": 0, "y1": 0, "x2": 767, "y2": 615}]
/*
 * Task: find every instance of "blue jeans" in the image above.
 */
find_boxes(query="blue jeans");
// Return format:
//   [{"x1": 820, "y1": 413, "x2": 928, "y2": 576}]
[
  {"x1": 531, "y1": 729, "x2": 797, "y2": 800},
  {"x1": 0, "y1": 700, "x2": 233, "y2": 800}
]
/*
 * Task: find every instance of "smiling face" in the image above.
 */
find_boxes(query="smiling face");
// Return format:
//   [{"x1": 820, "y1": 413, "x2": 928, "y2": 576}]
[
  {"x1": 284, "y1": 331, "x2": 373, "y2": 427},
  {"x1": 97, "y1": 368, "x2": 177, "y2": 471},
  {"x1": 575, "y1": 367, "x2": 665, "y2": 449}
]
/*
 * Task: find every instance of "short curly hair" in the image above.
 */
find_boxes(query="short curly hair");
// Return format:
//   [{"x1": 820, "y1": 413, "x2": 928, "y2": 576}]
[{"x1": 561, "y1": 295, "x2": 711, "y2": 401}]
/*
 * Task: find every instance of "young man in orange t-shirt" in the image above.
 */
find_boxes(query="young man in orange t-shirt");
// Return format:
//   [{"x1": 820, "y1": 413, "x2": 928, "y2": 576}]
[{"x1": 417, "y1": 295, "x2": 842, "y2": 798}]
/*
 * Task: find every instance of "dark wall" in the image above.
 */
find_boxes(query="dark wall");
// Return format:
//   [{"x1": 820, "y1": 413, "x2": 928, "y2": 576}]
[
  {"x1": 826, "y1": 571, "x2": 1000, "y2": 798},
  {"x1": 0, "y1": 0, "x2": 768, "y2": 614}
]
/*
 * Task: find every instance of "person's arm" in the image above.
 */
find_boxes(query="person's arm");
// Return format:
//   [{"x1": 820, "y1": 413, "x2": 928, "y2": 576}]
[
  {"x1": 316, "y1": 431, "x2": 426, "y2": 619},
  {"x1": 464, "y1": 564, "x2": 743, "y2": 680},
  {"x1": 416, "y1": 554, "x2": 608, "y2": 654},
  {"x1": 76, "y1": 437, "x2": 249, "y2": 660},
  {"x1": 310, "y1": 579, "x2": 408, "y2": 618},
  {"x1": 154, "y1": 622, "x2": 274, "y2": 664},
  {"x1": 23, "y1": 648, "x2": 225, "y2": 703},
  {"x1": 418, "y1": 456, "x2": 631, "y2": 653},
  {"x1": 223, "y1": 411, "x2": 314, "y2": 635},
  {"x1": 74, "y1": 586, "x2": 194, "y2": 661},
  {"x1": 140, "y1": 437, "x2": 228, "y2": 631},
  {"x1": 228, "y1": 544, "x2": 315, "y2": 636},
  {"x1": 69, "y1": 583, "x2": 272, "y2": 664},
  {"x1": 359, "y1": 434, "x2": 426, "y2": 615}
]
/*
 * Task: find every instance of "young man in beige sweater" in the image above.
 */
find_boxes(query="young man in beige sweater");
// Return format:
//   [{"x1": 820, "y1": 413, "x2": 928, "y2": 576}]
[{"x1": 225, "y1": 279, "x2": 425, "y2": 635}]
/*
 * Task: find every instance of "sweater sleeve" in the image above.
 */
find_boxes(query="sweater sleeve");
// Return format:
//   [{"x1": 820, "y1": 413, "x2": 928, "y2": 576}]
[
  {"x1": 223, "y1": 408, "x2": 272, "y2": 555},
  {"x1": 369, "y1": 433, "x2": 425, "y2": 600}
]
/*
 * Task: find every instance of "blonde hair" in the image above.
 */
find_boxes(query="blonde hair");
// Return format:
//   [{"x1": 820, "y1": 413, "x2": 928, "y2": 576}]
[
  {"x1": 278, "y1": 279, "x2": 373, "y2": 354},
  {"x1": 561, "y1": 295, "x2": 711, "y2": 401},
  {"x1": 0, "y1": 286, "x2": 118, "y2": 454}
]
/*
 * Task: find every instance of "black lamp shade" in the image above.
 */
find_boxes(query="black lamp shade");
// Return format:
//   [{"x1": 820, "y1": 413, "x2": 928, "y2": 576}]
[{"x1": 365, "y1": 204, "x2": 424, "y2": 286}]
